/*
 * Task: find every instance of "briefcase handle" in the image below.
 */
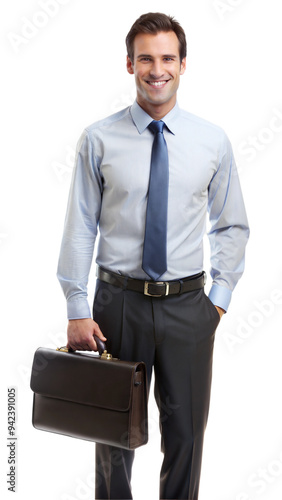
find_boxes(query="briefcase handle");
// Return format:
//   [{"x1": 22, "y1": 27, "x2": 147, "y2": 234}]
[{"x1": 57, "y1": 335, "x2": 112, "y2": 359}]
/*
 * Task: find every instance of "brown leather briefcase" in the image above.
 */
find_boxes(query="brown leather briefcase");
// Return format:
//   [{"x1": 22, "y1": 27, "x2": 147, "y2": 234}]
[{"x1": 30, "y1": 340, "x2": 148, "y2": 450}]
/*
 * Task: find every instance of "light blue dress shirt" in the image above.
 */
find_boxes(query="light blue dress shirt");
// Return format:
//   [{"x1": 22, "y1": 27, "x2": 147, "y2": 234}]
[{"x1": 57, "y1": 100, "x2": 249, "y2": 319}]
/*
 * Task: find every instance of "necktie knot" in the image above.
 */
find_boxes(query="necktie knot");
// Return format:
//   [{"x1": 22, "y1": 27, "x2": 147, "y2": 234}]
[{"x1": 148, "y1": 120, "x2": 164, "y2": 135}]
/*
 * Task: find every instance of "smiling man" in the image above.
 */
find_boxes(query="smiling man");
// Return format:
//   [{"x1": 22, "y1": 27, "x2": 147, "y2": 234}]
[
  {"x1": 126, "y1": 30, "x2": 186, "y2": 118},
  {"x1": 57, "y1": 12, "x2": 249, "y2": 500}
]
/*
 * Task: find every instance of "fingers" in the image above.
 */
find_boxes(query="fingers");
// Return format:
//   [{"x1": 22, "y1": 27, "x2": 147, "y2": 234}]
[
  {"x1": 67, "y1": 338, "x2": 96, "y2": 352},
  {"x1": 93, "y1": 322, "x2": 107, "y2": 341},
  {"x1": 67, "y1": 318, "x2": 107, "y2": 352},
  {"x1": 66, "y1": 341, "x2": 85, "y2": 351},
  {"x1": 87, "y1": 335, "x2": 99, "y2": 352}
]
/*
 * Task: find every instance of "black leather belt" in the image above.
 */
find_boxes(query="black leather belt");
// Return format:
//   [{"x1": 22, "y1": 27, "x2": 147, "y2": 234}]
[{"x1": 97, "y1": 266, "x2": 206, "y2": 298}]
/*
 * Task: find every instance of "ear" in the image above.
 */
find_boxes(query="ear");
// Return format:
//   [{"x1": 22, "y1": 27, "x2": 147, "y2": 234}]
[
  {"x1": 180, "y1": 57, "x2": 186, "y2": 76},
  {"x1": 126, "y1": 55, "x2": 134, "y2": 75}
]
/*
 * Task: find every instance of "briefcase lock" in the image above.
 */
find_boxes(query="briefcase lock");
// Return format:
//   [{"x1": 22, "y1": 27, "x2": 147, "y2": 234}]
[{"x1": 101, "y1": 350, "x2": 113, "y2": 360}]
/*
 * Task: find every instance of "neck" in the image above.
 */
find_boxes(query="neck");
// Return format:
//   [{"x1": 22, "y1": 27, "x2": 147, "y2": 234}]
[{"x1": 136, "y1": 97, "x2": 176, "y2": 120}]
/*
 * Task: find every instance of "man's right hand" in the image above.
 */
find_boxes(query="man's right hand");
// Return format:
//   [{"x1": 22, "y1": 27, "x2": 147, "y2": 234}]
[{"x1": 67, "y1": 318, "x2": 107, "y2": 352}]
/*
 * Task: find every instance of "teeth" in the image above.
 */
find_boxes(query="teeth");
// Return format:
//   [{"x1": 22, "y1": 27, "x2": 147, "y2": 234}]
[{"x1": 148, "y1": 81, "x2": 167, "y2": 87}]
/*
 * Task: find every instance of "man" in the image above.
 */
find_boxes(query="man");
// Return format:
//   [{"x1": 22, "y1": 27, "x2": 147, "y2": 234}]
[{"x1": 57, "y1": 12, "x2": 249, "y2": 500}]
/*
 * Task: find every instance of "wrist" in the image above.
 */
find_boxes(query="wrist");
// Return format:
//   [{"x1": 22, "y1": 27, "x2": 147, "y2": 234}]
[{"x1": 215, "y1": 305, "x2": 225, "y2": 319}]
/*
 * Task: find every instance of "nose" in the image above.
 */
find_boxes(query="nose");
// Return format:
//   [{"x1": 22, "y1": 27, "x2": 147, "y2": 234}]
[{"x1": 149, "y1": 60, "x2": 164, "y2": 79}]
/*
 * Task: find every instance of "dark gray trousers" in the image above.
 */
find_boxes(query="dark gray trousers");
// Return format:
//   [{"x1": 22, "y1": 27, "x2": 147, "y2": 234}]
[{"x1": 93, "y1": 279, "x2": 220, "y2": 500}]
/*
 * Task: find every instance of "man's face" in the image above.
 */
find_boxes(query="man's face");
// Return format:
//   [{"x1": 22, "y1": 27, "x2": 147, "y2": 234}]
[{"x1": 127, "y1": 31, "x2": 186, "y2": 117}]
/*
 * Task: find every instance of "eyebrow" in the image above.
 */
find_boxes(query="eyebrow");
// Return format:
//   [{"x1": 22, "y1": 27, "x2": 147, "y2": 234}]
[{"x1": 136, "y1": 54, "x2": 178, "y2": 59}]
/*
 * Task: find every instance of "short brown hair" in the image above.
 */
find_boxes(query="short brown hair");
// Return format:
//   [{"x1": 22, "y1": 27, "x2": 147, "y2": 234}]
[{"x1": 126, "y1": 12, "x2": 187, "y2": 63}]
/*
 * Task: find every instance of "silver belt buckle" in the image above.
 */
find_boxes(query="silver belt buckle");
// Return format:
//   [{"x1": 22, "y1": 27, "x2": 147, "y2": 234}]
[{"x1": 144, "y1": 281, "x2": 169, "y2": 297}]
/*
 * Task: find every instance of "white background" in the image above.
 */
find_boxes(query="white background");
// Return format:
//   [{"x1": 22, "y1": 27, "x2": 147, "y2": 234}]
[{"x1": 1, "y1": 1, "x2": 282, "y2": 499}]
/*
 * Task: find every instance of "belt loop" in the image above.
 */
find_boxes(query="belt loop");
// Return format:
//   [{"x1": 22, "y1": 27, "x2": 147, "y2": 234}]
[
  {"x1": 178, "y1": 279, "x2": 183, "y2": 295},
  {"x1": 122, "y1": 276, "x2": 128, "y2": 291}
]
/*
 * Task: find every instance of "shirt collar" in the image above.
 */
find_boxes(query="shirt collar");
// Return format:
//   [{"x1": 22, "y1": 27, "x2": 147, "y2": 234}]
[{"x1": 130, "y1": 100, "x2": 179, "y2": 135}]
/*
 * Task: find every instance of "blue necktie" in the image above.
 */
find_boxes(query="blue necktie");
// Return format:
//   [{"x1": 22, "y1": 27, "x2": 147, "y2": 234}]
[{"x1": 142, "y1": 120, "x2": 169, "y2": 281}]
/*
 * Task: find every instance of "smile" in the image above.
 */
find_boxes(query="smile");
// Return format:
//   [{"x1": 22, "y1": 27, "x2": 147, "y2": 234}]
[{"x1": 146, "y1": 80, "x2": 169, "y2": 88}]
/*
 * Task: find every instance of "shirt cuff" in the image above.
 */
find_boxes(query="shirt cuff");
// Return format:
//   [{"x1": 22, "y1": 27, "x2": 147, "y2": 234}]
[
  {"x1": 208, "y1": 284, "x2": 232, "y2": 312},
  {"x1": 67, "y1": 298, "x2": 92, "y2": 320}
]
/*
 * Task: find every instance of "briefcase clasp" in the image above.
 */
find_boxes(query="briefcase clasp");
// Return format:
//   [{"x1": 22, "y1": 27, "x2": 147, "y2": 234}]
[
  {"x1": 101, "y1": 350, "x2": 113, "y2": 360},
  {"x1": 56, "y1": 347, "x2": 69, "y2": 353}
]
